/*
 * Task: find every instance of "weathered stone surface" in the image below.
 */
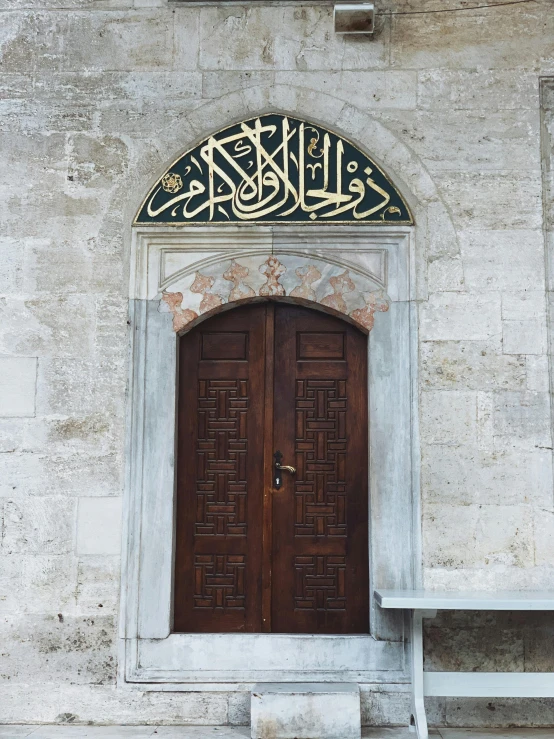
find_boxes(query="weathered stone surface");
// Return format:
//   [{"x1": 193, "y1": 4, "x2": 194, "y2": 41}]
[
  {"x1": 0, "y1": 684, "x2": 229, "y2": 724},
  {"x1": 274, "y1": 71, "x2": 417, "y2": 110},
  {"x1": 426, "y1": 256, "x2": 464, "y2": 294},
  {"x1": 0, "y1": 449, "x2": 121, "y2": 497},
  {"x1": 390, "y1": 4, "x2": 554, "y2": 71},
  {"x1": 503, "y1": 318, "x2": 547, "y2": 356},
  {"x1": 0, "y1": 613, "x2": 117, "y2": 685},
  {"x1": 76, "y1": 497, "x2": 122, "y2": 555},
  {"x1": 421, "y1": 341, "x2": 526, "y2": 391},
  {"x1": 417, "y1": 69, "x2": 541, "y2": 112},
  {"x1": 198, "y1": 6, "x2": 388, "y2": 72},
  {"x1": 491, "y1": 391, "x2": 551, "y2": 451},
  {"x1": 2, "y1": 497, "x2": 75, "y2": 554},
  {"x1": 445, "y1": 697, "x2": 554, "y2": 727},
  {"x1": 460, "y1": 231, "x2": 546, "y2": 293},
  {"x1": 1, "y1": 0, "x2": 553, "y2": 727},
  {"x1": 75, "y1": 556, "x2": 120, "y2": 615},
  {"x1": 423, "y1": 504, "x2": 534, "y2": 569},
  {"x1": 424, "y1": 622, "x2": 525, "y2": 672},
  {"x1": 0, "y1": 554, "x2": 78, "y2": 614},
  {"x1": 373, "y1": 109, "x2": 540, "y2": 172},
  {"x1": 420, "y1": 294, "x2": 502, "y2": 342},
  {"x1": 0, "y1": 357, "x2": 37, "y2": 417},
  {"x1": 420, "y1": 391, "x2": 477, "y2": 446},
  {"x1": 433, "y1": 172, "x2": 543, "y2": 231},
  {"x1": 421, "y1": 446, "x2": 553, "y2": 507}
]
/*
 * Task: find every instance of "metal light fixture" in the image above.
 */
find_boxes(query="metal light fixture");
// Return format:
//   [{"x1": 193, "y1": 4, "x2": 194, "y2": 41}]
[{"x1": 334, "y1": 2, "x2": 375, "y2": 34}]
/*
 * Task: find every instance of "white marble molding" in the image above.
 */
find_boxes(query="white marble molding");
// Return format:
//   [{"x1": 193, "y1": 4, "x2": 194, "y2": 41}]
[{"x1": 121, "y1": 224, "x2": 419, "y2": 689}]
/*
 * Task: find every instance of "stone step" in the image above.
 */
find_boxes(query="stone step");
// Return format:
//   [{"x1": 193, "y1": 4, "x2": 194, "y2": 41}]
[{"x1": 250, "y1": 682, "x2": 361, "y2": 739}]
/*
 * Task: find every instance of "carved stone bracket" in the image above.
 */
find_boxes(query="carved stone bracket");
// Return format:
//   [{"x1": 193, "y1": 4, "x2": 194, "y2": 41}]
[{"x1": 159, "y1": 253, "x2": 390, "y2": 333}]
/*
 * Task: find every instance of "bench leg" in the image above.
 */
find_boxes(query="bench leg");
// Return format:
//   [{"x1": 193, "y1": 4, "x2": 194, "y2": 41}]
[{"x1": 410, "y1": 609, "x2": 428, "y2": 739}]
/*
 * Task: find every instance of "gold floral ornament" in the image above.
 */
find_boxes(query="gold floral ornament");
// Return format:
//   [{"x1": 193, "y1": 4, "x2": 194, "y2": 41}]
[{"x1": 161, "y1": 172, "x2": 183, "y2": 194}]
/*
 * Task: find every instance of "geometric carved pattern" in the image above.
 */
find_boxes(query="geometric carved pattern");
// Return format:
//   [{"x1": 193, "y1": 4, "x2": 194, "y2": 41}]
[
  {"x1": 294, "y1": 380, "x2": 347, "y2": 537},
  {"x1": 195, "y1": 379, "x2": 248, "y2": 536},
  {"x1": 294, "y1": 555, "x2": 346, "y2": 611},
  {"x1": 193, "y1": 554, "x2": 246, "y2": 610}
]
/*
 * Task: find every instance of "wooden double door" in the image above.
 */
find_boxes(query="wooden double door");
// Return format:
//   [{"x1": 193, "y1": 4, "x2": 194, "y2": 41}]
[{"x1": 174, "y1": 302, "x2": 369, "y2": 634}]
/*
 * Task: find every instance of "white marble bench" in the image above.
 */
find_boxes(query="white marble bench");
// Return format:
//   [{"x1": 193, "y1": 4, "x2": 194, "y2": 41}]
[{"x1": 374, "y1": 590, "x2": 554, "y2": 739}]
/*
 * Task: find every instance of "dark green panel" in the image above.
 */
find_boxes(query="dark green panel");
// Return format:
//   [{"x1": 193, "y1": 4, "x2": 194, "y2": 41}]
[{"x1": 135, "y1": 114, "x2": 413, "y2": 225}]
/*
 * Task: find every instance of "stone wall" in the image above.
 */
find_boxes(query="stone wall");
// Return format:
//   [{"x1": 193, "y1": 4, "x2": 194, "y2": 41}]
[{"x1": 1, "y1": 0, "x2": 553, "y2": 727}]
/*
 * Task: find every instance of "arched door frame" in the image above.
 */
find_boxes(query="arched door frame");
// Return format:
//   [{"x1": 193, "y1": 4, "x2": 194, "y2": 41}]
[{"x1": 121, "y1": 223, "x2": 419, "y2": 689}]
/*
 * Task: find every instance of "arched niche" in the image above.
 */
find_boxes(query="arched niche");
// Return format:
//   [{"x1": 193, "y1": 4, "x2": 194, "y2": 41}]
[
  {"x1": 134, "y1": 113, "x2": 413, "y2": 226},
  {"x1": 122, "y1": 111, "x2": 418, "y2": 692}
]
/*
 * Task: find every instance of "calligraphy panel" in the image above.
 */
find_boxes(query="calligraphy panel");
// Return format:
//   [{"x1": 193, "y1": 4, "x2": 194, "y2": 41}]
[{"x1": 135, "y1": 114, "x2": 413, "y2": 225}]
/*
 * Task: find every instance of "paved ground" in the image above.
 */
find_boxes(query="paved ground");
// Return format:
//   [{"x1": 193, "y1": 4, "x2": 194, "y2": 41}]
[{"x1": 0, "y1": 728, "x2": 553, "y2": 738}]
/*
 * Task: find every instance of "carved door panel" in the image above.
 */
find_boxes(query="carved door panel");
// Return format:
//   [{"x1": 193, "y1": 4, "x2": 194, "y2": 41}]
[
  {"x1": 174, "y1": 305, "x2": 266, "y2": 632},
  {"x1": 174, "y1": 303, "x2": 368, "y2": 634},
  {"x1": 272, "y1": 305, "x2": 369, "y2": 633}
]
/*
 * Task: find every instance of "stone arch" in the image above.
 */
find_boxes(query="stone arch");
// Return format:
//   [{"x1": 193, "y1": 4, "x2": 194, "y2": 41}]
[
  {"x1": 159, "y1": 251, "x2": 389, "y2": 334},
  {"x1": 125, "y1": 87, "x2": 459, "y2": 299}
]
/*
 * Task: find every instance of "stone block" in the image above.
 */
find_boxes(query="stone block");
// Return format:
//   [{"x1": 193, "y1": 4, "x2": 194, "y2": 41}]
[
  {"x1": 502, "y1": 290, "x2": 546, "y2": 321},
  {"x1": 228, "y1": 692, "x2": 250, "y2": 726},
  {"x1": 76, "y1": 497, "x2": 122, "y2": 555},
  {"x1": 202, "y1": 71, "x2": 275, "y2": 100},
  {"x1": 22, "y1": 240, "x2": 93, "y2": 295},
  {"x1": 423, "y1": 503, "x2": 534, "y2": 569},
  {"x1": 2, "y1": 497, "x2": 75, "y2": 554},
  {"x1": 0, "y1": 613, "x2": 117, "y2": 685},
  {"x1": 390, "y1": 3, "x2": 553, "y2": 71},
  {"x1": 421, "y1": 341, "x2": 526, "y2": 391},
  {"x1": 503, "y1": 318, "x2": 547, "y2": 355},
  {"x1": 117, "y1": 70, "x2": 202, "y2": 101},
  {"x1": 76, "y1": 556, "x2": 120, "y2": 614},
  {"x1": 460, "y1": 230, "x2": 545, "y2": 292},
  {"x1": 434, "y1": 172, "x2": 543, "y2": 231},
  {"x1": 426, "y1": 256, "x2": 464, "y2": 293},
  {"x1": 61, "y1": 12, "x2": 174, "y2": 72},
  {"x1": 361, "y1": 687, "x2": 443, "y2": 728},
  {"x1": 526, "y1": 355, "x2": 550, "y2": 392},
  {"x1": 420, "y1": 293, "x2": 501, "y2": 342},
  {"x1": 251, "y1": 683, "x2": 360, "y2": 739},
  {"x1": 172, "y1": 8, "x2": 201, "y2": 70},
  {"x1": 0, "y1": 446, "x2": 121, "y2": 498},
  {"x1": 445, "y1": 697, "x2": 554, "y2": 727},
  {"x1": 0, "y1": 356, "x2": 37, "y2": 417},
  {"x1": 0, "y1": 238, "x2": 24, "y2": 294},
  {"x1": 373, "y1": 109, "x2": 540, "y2": 172},
  {"x1": 424, "y1": 563, "x2": 554, "y2": 593},
  {"x1": 0, "y1": 13, "x2": 68, "y2": 74},
  {"x1": 0, "y1": 684, "x2": 229, "y2": 724},
  {"x1": 274, "y1": 71, "x2": 417, "y2": 110},
  {"x1": 533, "y1": 508, "x2": 554, "y2": 568},
  {"x1": 417, "y1": 68, "x2": 540, "y2": 112},
  {"x1": 421, "y1": 445, "x2": 553, "y2": 507},
  {"x1": 36, "y1": 358, "x2": 123, "y2": 416},
  {"x1": 0, "y1": 554, "x2": 77, "y2": 614},
  {"x1": 492, "y1": 391, "x2": 551, "y2": 450},
  {"x1": 420, "y1": 391, "x2": 477, "y2": 446},
  {"x1": 198, "y1": 6, "x2": 388, "y2": 72},
  {"x1": 0, "y1": 297, "x2": 95, "y2": 358},
  {"x1": 425, "y1": 622, "x2": 524, "y2": 672}
]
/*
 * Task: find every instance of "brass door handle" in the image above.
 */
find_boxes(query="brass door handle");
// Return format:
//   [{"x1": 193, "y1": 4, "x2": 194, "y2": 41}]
[
  {"x1": 277, "y1": 464, "x2": 296, "y2": 473},
  {"x1": 274, "y1": 450, "x2": 296, "y2": 489}
]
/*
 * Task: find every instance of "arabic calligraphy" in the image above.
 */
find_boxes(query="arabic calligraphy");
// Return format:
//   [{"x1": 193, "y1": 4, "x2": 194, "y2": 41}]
[{"x1": 135, "y1": 114, "x2": 413, "y2": 225}]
